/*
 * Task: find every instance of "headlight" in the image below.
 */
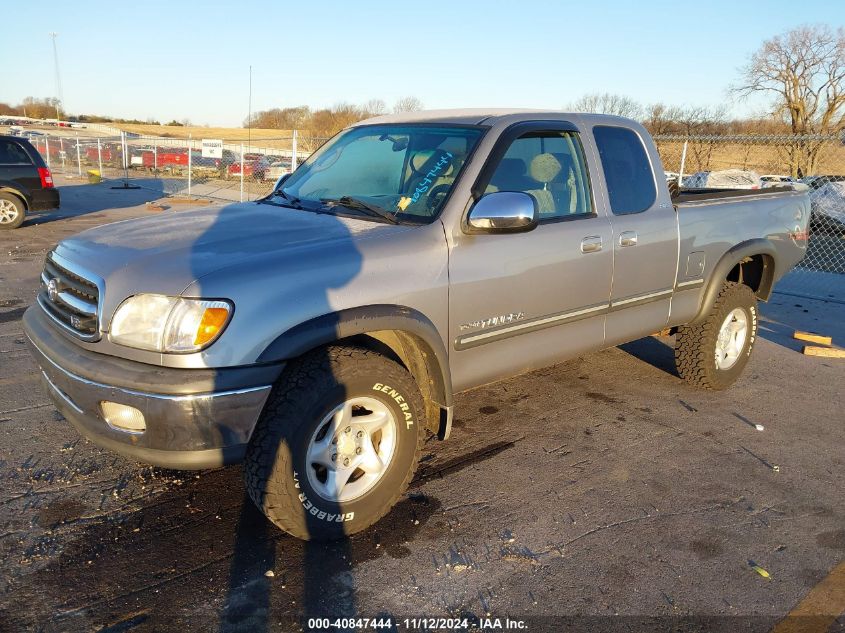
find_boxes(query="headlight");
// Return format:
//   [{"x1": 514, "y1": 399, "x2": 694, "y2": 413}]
[{"x1": 110, "y1": 294, "x2": 232, "y2": 353}]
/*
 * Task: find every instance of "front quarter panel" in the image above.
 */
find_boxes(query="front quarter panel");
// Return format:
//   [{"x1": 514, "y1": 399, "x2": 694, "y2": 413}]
[{"x1": 179, "y1": 221, "x2": 450, "y2": 368}]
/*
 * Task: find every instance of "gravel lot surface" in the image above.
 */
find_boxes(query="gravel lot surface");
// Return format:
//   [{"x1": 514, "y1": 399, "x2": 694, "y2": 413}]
[{"x1": 0, "y1": 180, "x2": 843, "y2": 633}]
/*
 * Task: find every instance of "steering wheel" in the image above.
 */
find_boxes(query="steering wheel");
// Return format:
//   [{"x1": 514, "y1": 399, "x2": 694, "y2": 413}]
[{"x1": 425, "y1": 183, "x2": 452, "y2": 211}]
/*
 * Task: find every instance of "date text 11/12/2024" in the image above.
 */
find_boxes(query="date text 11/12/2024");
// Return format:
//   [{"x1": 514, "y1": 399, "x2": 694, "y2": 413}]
[{"x1": 306, "y1": 617, "x2": 528, "y2": 630}]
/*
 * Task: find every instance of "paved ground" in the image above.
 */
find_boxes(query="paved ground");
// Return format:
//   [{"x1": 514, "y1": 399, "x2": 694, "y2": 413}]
[{"x1": 0, "y1": 180, "x2": 843, "y2": 633}]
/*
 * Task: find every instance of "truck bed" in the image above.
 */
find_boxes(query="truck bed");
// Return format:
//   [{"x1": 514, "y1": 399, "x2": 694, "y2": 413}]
[{"x1": 668, "y1": 187, "x2": 810, "y2": 327}]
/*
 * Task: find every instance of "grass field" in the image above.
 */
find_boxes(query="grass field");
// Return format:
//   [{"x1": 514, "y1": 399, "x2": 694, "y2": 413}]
[
  {"x1": 113, "y1": 123, "x2": 299, "y2": 150},
  {"x1": 657, "y1": 139, "x2": 845, "y2": 176}
]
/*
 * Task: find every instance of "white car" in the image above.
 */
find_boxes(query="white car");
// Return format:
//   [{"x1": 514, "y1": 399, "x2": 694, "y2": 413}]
[
  {"x1": 266, "y1": 160, "x2": 291, "y2": 183},
  {"x1": 809, "y1": 180, "x2": 845, "y2": 233},
  {"x1": 683, "y1": 169, "x2": 762, "y2": 189}
]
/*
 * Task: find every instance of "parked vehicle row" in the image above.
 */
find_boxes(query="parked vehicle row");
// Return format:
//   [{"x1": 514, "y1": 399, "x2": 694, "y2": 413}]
[{"x1": 4, "y1": 129, "x2": 292, "y2": 183}]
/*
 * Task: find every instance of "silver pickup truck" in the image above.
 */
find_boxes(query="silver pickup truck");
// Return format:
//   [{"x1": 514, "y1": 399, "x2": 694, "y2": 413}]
[{"x1": 24, "y1": 110, "x2": 810, "y2": 540}]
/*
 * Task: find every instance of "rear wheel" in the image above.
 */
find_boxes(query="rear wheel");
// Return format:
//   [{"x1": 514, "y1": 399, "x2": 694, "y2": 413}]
[
  {"x1": 245, "y1": 345, "x2": 425, "y2": 540},
  {"x1": 674, "y1": 282, "x2": 759, "y2": 390},
  {"x1": 0, "y1": 193, "x2": 25, "y2": 230}
]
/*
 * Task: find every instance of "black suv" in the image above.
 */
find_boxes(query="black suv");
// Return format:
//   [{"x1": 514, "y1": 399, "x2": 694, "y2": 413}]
[{"x1": 0, "y1": 135, "x2": 60, "y2": 230}]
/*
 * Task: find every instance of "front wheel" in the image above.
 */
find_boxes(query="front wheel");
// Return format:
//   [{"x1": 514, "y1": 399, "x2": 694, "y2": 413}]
[
  {"x1": 244, "y1": 345, "x2": 425, "y2": 540},
  {"x1": 674, "y1": 281, "x2": 759, "y2": 390}
]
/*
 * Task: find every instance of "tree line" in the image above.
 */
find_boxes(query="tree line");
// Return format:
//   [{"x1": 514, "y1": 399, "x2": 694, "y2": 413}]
[{"x1": 243, "y1": 96, "x2": 424, "y2": 138}]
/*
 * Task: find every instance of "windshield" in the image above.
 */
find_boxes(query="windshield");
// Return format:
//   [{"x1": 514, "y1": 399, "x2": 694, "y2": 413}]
[{"x1": 276, "y1": 124, "x2": 484, "y2": 222}]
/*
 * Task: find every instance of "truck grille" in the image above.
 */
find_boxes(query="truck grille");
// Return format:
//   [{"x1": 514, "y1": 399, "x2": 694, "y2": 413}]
[{"x1": 38, "y1": 252, "x2": 101, "y2": 340}]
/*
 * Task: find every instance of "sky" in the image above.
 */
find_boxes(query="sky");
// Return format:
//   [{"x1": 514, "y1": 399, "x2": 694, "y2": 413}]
[{"x1": 0, "y1": 0, "x2": 842, "y2": 127}]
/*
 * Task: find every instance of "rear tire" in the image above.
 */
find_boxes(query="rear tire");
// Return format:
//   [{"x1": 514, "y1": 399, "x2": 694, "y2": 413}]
[
  {"x1": 244, "y1": 345, "x2": 425, "y2": 540},
  {"x1": 674, "y1": 282, "x2": 758, "y2": 390},
  {"x1": 0, "y1": 193, "x2": 25, "y2": 230}
]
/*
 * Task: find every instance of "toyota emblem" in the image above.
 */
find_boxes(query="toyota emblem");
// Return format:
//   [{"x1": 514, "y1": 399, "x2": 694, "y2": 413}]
[{"x1": 47, "y1": 278, "x2": 59, "y2": 302}]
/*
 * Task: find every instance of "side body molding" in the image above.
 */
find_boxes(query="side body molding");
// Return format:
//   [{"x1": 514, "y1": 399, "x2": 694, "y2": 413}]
[
  {"x1": 257, "y1": 305, "x2": 453, "y2": 409},
  {"x1": 691, "y1": 238, "x2": 777, "y2": 324}
]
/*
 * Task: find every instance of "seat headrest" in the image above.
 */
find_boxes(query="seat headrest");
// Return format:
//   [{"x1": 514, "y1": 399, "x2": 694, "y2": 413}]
[
  {"x1": 410, "y1": 151, "x2": 435, "y2": 172},
  {"x1": 530, "y1": 153, "x2": 562, "y2": 184},
  {"x1": 410, "y1": 150, "x2": 454, "y2": 176}
]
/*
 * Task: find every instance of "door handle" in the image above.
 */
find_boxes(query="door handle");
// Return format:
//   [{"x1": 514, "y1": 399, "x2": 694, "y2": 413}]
[
  {"x1": 619, "y1": 231, "x2": 638, "y2": 247},
  {"x1": 580, "y1": 236, "x2": 602, "y2": 254}
]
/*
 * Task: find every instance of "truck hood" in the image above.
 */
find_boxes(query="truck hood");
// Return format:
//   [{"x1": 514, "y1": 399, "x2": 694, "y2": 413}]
[{"x1": 54, "y1": 201, "x2": 408, "y2": 301}]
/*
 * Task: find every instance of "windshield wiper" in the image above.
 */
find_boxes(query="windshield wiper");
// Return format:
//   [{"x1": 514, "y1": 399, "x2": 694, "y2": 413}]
[
  {"x1": 320, "y1": 196, "x2": 400, "y2": 224},
  {"x1": 271, "y1": 188, "x2": 303, "y2": 209}
]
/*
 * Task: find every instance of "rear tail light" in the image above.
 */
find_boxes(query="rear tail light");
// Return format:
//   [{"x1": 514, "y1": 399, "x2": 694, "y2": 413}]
[{"x1": 37, "y1": 167, "x2": 54, "y2": 188}]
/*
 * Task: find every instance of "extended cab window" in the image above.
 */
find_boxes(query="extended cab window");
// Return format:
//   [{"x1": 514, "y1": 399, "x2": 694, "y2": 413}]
[
  {"x1": 0, "y1": 140, "x2": 31, "y2": 165},
  {"x1": 593, "y1": 126, "x2": 656, "y2": 215},
  {"x1": 484, "y1": 132, "x2": 592, "y2": 219}
]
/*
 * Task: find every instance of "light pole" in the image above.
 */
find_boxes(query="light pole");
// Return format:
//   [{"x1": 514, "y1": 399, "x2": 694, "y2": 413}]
[{"x1": 49, "y1": 32, "x2": 63, "y2": 120}]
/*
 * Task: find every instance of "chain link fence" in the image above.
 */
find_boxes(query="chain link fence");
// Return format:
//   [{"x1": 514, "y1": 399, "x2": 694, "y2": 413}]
[
  {"x1": 655, "y1": 133, "x2": 845, "y2": 302},
  {"x1": 17, "y1": 126, "x2": 329, "y2": 203}
]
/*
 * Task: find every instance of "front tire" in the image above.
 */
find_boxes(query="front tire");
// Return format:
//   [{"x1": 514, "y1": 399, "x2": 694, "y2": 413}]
[
  {"x1": 245, "y1": 345, "x2": 425, "y2": 540},
  {"x1": 0, "y1": 193, "x2": 25, "y2": 230},
  {"x1": 674, "y1": 282, "x2": 759, "y2": 390}
]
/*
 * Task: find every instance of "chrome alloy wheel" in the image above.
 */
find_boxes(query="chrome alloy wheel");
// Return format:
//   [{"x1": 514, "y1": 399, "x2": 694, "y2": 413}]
[
  {"x1": 715, "y1": 308, "x2": 748, "y2": 370},
  {"x1": 0, "y1": 199, "x2": 20, "y2": 224},
  {"x1": 306, "y1": 397, "x2": 398, "y2": 503}
]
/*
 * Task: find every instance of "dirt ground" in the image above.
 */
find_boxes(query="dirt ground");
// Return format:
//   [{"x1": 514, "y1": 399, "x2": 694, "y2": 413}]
[{"x1": 0, "y1": 179, "x2": 843, "y2": 633}]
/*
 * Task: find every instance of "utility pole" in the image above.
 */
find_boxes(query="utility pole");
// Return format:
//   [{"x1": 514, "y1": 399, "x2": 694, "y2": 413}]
[
  {"x1": 49, "y1": 32, "x2": 63, "y2": 120},
  {"x1": 247, "y1": 65, "x2": 252, "y2": 148}
]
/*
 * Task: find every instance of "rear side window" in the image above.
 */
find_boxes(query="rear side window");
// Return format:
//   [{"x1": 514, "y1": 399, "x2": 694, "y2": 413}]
[
  {"x1": 593, "y1": 126, "x2": 656, "y2": 215},
  {"x1": 0, "y1": 140, "x2": 32, "y2": 165}
]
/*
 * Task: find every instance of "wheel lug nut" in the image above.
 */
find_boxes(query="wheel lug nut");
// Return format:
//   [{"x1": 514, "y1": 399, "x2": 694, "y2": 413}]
[
  {"x1": 356, "y1": 430, "x2": 364, "y2": 438},
  {"x1": 343, "y1": 458, "x2": 350, "y2": 467},
  {"x1": 345, "y1": 426, "x2": 351, "y2": 434},
  {"x1": 331, "y1": 453, "x2": 337, "y2": 461},
  {"x1": 356, "y1": 447, "x2": 362, "y2": 455}
]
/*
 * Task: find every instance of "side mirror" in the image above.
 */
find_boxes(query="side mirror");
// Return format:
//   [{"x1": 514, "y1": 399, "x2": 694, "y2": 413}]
[{"x1": 466, "y1": 191, "x2": 538, "y2": 234}]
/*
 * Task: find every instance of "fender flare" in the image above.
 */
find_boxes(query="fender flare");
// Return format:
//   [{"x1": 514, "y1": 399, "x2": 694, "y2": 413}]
[
  {"x1": 257, "y1": 304, "x2": 453, "y2": 408},
  {"x1": 691, "y1": 238, "x2": 777, "y2": 324}
]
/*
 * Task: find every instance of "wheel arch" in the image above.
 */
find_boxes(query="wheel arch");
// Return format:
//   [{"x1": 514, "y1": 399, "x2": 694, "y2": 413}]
[
  {"x1": 0, "y1": 187, "x2": 29, "y2": 210},
  {"x1": 257, "y1": 305, "x2": 453, "y2": 437},
  {"x1": 692, "y1": 239, "x2": 777, "y2": 324}
]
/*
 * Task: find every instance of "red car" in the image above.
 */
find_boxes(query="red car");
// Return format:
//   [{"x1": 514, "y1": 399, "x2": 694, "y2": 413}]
[{"x1": 227, "y1": 153, "x2": 270, "y2": 180}]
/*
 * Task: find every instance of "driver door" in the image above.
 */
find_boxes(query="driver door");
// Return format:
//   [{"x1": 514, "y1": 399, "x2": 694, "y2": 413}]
[{"x1": 447, "y1": 122, "x2": 613, "y2": 392}]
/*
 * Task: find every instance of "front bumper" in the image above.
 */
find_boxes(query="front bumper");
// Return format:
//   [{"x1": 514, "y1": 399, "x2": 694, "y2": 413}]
[{"x1": 23, "y1": 306, "x2": 282, "y2": 469}]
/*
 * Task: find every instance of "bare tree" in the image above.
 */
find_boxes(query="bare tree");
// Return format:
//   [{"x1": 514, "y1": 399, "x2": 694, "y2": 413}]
[
  {"x1": 671, "y1": 105, "x2": 728, "y2": 171},
  {"x1": 20, "y1": 96, "x2": 64, "y2": 119},
  {"x1": 642, "y1": 103, "x2": 684, "y2": 136},
  {"x1": 735, "y1": 24, "x2": 845, "y2": 176},
  {"x1": 393, "y1": 96, "x2": 423, "y2": 113},
  {"x1": 0, "y1": 102, "x2": 22, "y2": 116},
  {"x1": 568, "y1": 93, "x2": 643, "y2": 119},
  {"x1": 361, "y1": 99, "x2": 387, "y2": 117}
]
